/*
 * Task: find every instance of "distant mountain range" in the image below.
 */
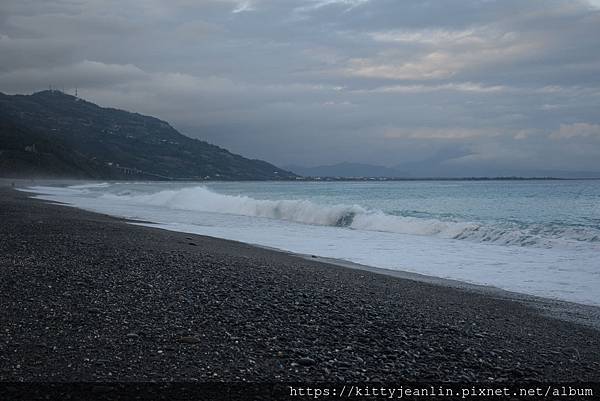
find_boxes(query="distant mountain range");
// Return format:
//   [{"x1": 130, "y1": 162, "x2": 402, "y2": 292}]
[
  {"x1": 0, "y1": 90, "x2": 296, "y2": 180},
  {"x1": 285, "y1": 162, "x2": 406, "y2": 178},
  {"x1": 285, "y1": 162, "x2": 600, "y2": 179}
]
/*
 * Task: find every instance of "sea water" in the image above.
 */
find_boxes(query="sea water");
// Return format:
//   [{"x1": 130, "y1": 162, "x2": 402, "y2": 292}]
[{"x1": 24, "y1": 180, "x2": 600, "y2": 306}]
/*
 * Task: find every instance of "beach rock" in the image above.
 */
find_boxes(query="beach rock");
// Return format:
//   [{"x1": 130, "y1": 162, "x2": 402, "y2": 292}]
[
  {"x1": 298, "y1": 357, "x2": 316, "y2": 366},
  {"x1": 177, "y1": 336, "x2": 201, "y2": 344}
]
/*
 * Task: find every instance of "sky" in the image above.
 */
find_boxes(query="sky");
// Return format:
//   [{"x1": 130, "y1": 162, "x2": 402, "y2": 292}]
[{"x1": 1, "y1": 0, "x2": 600, "y2": 175}]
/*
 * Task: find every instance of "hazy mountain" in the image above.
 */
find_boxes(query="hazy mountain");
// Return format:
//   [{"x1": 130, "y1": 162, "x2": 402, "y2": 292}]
[
  {"x1": 285, "y1": 162, "x2": 405, "y2": 178},
  {"x1": 0, "y1": 90, "x2": 296, "y2": 180},
  {"x1": 392, "y1": 161, "x2": 600, "y2": 179},
  {"x1": 287, "y1": 160, "x2": 600, "y2": 179}
]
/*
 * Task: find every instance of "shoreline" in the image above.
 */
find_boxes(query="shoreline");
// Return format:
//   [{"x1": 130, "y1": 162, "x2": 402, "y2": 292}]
[
  {"x1": 301, "y1": 255, "x2": 600, "y2": 331},
  {"x1": 134, "y1": 220, "x2": 600, "y2": 331},
  {"x1": 12, "y1": 179, "x2": 600, "y2": 330},
  {"x1": 2, "y1": 186, "x2": 600, "y2": 381},
  {"x1": 17, "y1": 178, "x2": 600, "y2": 315}
]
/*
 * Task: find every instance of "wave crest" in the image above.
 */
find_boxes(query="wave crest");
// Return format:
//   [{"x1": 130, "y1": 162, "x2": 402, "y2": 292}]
[{"x1": 100, "y1": 186, "x2": 600, "y2": 249}]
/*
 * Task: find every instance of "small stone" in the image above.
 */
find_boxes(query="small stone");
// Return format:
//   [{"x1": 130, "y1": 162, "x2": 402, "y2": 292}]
[
  {"x1": 298, "y1": 357, "x2": 316, "y2": 366},
  {"x1": 177, "y1": 336, "x2": 201, "y2": 344}
]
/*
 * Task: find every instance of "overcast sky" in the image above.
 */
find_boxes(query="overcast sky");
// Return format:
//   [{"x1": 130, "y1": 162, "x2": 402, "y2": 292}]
[{"x1": 1, "y1": 0, "x2": 600, "y2": 174}]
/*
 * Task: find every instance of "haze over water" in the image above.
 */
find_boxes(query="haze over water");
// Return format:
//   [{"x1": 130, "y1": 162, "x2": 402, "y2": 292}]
[{"x1": 27, "y1": 180, "x2": 600, "y2": 306}]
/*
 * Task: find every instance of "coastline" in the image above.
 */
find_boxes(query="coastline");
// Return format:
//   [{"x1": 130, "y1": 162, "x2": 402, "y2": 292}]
[
  {"x1": 135, "y1": 221, "x2": 600, "y2": 331},
  {"x1": 302, "y1": 255, "x2": 600, "y2": 331},
  {"x1": 16, "y1": 177, "x2": 600, "y2": 329},
  {"x1": 1, "y1": 186, "x2": 600, "y2": 381}
]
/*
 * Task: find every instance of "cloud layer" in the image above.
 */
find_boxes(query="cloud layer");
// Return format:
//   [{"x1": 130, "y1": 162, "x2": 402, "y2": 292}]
[{"x1": 1, "y1": 0, "x2": 600, "y2": 174}]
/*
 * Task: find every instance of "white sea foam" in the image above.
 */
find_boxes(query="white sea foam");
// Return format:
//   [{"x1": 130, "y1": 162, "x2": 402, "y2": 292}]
[
  {"x1": 101, "y1": 186, "x2": 367, "y2": 227},
  {"x1": 98, "y1": 185, "x2": 600, "y2": 249},
  {"x1": 68, "y1": 182, "x2": 111, "y2": 189}
]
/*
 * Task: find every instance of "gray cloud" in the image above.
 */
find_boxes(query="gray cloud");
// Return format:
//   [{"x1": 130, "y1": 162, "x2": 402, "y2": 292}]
[{"x1": 1, "y1": 0, "x2": 600, "y2": 174}]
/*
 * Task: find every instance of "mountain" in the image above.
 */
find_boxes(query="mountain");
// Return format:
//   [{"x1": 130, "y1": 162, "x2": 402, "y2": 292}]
[
  {"x1": 392, "y1": 160, "x2": 600, "y2": 179},
  {"x1": 287, "y1": 161, "x2": 600, "y2": 179},
  {"x1": 0, "y1": 90, "x2": 296, "y2": 180},
  {"x1": 285, "y1": 162, "x2": 405, "y2": 178}
]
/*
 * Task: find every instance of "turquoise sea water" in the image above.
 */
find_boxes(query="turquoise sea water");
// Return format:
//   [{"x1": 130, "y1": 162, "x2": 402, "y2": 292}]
[{"x1": 201, "y1": 180, "x2": 600, "y2": 248}]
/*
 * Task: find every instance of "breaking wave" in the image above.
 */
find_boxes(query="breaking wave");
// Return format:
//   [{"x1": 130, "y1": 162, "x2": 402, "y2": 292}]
[
  {"x1": 68, "y1": 182, "x2": 111, "y2": 189},
  {"x1": 100, "y1": 186, "x2": 600, "y2": 249}
]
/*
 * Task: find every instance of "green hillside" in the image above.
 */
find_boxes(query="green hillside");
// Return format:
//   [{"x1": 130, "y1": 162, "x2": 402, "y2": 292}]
[{"x1": 0, "y1": 91, "x2": 296, "y2": 180}]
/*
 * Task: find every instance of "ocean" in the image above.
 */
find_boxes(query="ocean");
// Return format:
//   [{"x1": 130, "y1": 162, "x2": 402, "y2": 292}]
[{"x1": 24, "y1": 180, "x2": 600, "y2": 306}]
